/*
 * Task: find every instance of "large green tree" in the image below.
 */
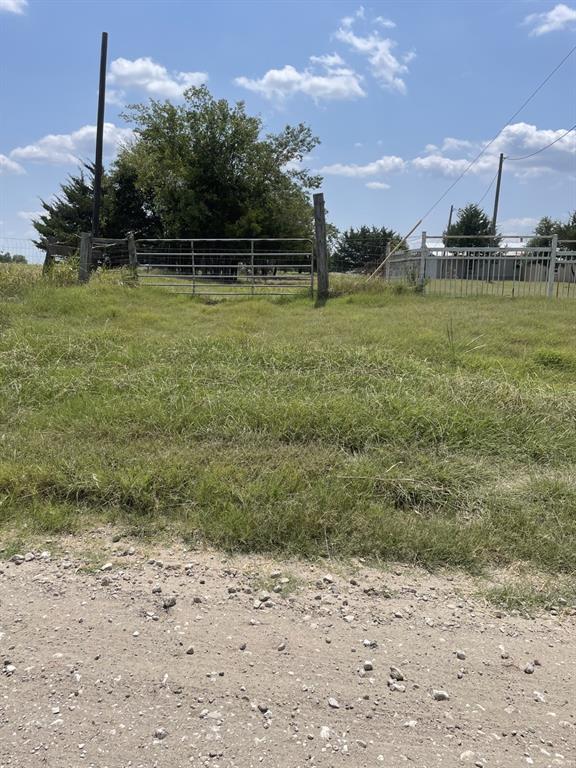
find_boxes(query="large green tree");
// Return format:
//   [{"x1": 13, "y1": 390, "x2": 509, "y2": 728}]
[
  {"x1": 117, "y1": 86, "x2": 321, "y2": 238},
  {"x1": 331, "y1": 225, "x2": 405, "y2": 272},
  {"x1": 443, "y1": 203, "x2": 500, "y2": 249}
]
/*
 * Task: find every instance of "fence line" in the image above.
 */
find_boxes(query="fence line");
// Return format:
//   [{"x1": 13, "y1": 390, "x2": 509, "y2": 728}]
[{"x1": 385, "y1": 233, "x2": 576, "y2": 298}]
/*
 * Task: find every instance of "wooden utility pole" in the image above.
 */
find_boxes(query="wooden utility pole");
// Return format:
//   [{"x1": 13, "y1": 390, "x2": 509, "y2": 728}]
[
  {"x1": 446, "y1": 204, "x2": 454, "y2": 233},
  {"x1": 92, "y1": 32, "x2": 108, "y2": 238},
  {"x1": 491, "y1": 153, "x2": 504, "y2": 236},
  {"x1": 313, "y1": 192, "x2": 329, "y2": 300}
]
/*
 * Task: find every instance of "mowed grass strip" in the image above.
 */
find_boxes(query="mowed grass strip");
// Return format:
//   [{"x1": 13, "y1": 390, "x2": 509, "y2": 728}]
[{"x1": 1, "y1": 274, "x2": 575, "y2": 572}]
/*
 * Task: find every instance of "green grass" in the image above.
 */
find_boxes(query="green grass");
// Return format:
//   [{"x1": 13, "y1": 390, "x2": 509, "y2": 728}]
[{"x1": 1, "y1": 271, "x2": 575, "y2": 579}]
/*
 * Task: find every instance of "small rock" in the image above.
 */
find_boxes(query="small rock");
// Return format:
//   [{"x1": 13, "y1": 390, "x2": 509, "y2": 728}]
[
  {"x1": 524, "y1": 663, "x2": 535, "y2": 675},
  {"x1": 186, "y1": 646, "x2": 195, "y2": 655},
  {"x1": 163, "y1": 596, "x2": 176, "y2": 609},
  {"x1": 456, "y1": 650, "x2": 466, "y2": 661},
  {"x1": 363, "y1": 661, "x2": 373, "y2": 672},
  {"x1": 277, "y1": 642, "x2": 286, "y2": 652},
  {"x1": 389, "y1": 666, "x2": 405, "y2": 681},
  {"x1": 154, "y1": 728, "x2": 168, "y2": 741},
  {"x1": 24, "y1": 552, "x2": 35, "y2": 562},
  {"x1": 152, "y1": 586, "x2": 162, "y2": 594},
  {"x1": 460, "y1": 750, "x2": 476, "y2": 763},
  {"x1": 100, "y1": 563, "x2": 113, "y2": 572},
  {"x1": 432, "y1": 689, "x2": 450, "y2": 701},
  {"x1": 257, "y1": 703, "x2": 268, "y2": 714},
  {"x1": 328, "y1": 697, "x2": 340, "y2": 709}
]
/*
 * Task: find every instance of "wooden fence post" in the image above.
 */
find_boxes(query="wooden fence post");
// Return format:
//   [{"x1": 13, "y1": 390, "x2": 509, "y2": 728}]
[
  {"x1": 42, "y1": 236, "x2": 56, "y2": 275},
  {"x1": 313, "y1": 192, "x2": 329, "y2": 300},
  {"x1": 127, "y1": 232, "x2": 138, "y2": 279},
  {"x1": 383, "y1": 240, "x2": 391, "y2": 280},
  {"x1": 546, "y1": 233, "x2": 558, "y2": 298},
  {"x1": 419, "y1": 230, "x2": 428, "y2": 290},
  {"x1": 79, "y1": 232, "x2": 92, "y2": 283}
]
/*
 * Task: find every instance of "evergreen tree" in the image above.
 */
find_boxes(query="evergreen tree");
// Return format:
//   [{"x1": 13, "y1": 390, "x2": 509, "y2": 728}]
[
  {"x1": 332, "y1": 225, "x2": 405, "y2": 272},
  {"x1": 443, "y1": 203, "x2": 499, "y2": 249}
]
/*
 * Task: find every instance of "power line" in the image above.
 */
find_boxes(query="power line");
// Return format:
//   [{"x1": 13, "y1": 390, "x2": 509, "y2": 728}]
[
  {"x1": 507, "y1": 123, "x2": 576, "y2": 161},
  {"x1": 477, "y1": 169, "x2": 499, "y2": 206}
]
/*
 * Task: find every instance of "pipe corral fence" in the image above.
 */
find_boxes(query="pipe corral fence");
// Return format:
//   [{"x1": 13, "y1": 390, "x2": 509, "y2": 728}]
[
  {"x1": 383, "y1": 233, "x2": 576, "y2": 298},
  {"x1": 77, "y1": 235, "x2": 317, "y2": 296}
]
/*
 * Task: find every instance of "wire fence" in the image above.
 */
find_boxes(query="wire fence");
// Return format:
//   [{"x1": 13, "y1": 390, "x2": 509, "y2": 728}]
[{"x1": 0, "y1": 237, "x2": 46, "y2": 265}]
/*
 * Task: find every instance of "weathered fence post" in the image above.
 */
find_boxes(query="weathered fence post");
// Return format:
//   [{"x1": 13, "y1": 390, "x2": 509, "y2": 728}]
[
  {"x1": 79, "y1": 232, "x2": 92, "y2": 283},
  {"x1": 313, "y1": 192, "x2": 329, "y2": 300},
  {"x1": 419, "y1": 230, "x2": 428, "y2": 290},
  {"x1": 546, "y1": 233, "x2": 558, "y2": 298},
  {"x1": 127, "y1": 232, "x2": 138, "y2": 280},
  {"x1": 383, "y1": 240, "x2": 391, "y2": 281},
  {"x1": 42, "y1": 236, "x2": 56, "y2": 275}
]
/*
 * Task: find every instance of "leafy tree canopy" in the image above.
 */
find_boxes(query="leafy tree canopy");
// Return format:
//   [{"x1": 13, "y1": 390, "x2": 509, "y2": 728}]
[
  {"x1": 33, "y1": 87, "x2": 322, "y2": 246},
  {"x1": 332, "y1": 225, "x2": 406, "y2": 272},
  {"x1": 118, "y1": 86, "x2": 321, "y2": 238},
  {"x1": 528, "y1": 211, "x2": 576, "y2": 251},
  {"x1": 443, "y1": 203, "x2": 500, "y2": 249}
]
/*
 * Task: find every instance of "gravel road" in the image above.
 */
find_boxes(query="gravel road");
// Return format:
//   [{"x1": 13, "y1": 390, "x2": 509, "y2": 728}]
[{"x1": 1, "y1": 537, "x2": 574, "y2": 767}]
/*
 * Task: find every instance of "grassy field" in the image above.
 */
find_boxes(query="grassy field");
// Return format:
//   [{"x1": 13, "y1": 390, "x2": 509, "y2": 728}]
[{"x1": 1, "y1": 267, "x2": 575, "y2": 585}]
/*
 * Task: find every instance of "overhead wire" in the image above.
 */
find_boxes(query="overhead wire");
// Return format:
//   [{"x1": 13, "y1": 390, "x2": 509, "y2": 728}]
[{"x1": 506, "y1": 123, "x2": 576, "y2": 161}]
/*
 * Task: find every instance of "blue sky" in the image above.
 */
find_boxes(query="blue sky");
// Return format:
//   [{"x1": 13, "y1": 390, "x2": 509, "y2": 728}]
[{"x1": 1, "y1": 0, "x2": 575, "y2": 258}]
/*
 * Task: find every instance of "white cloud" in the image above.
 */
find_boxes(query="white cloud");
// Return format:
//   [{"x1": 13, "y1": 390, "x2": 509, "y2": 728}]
[
  {"x1": 335, "y1": 14, "x2": 411, "y2": 93},
  {"x1": 107, "y1": 57, "x2": 208, "y2": 102},
  {"x1": 366, "y1": 181, "x2": 390, "y2": 189},
  {"x1": 411, "y1": 154, "x2": 478, "y2": 177},
  {"x1": 235, "y1": 53, "x2": 365, "y2": 101},
  {"x1": 319, "y1": 155, "x2": 405, "y2": 177},
  {"x1": 499, "y1": 217, "x2": 540, "y2": 234},
  {"x1": 375, "y1": 15, "x2": 396, "y2": 29},
  {"x1": 524, "y1": 3, "x2": 576, "y2": 35},
  {"x1": 0, "y1": 0, "x2": 27, "y2": 13},
  {"x1": 10, "y1": 123, "x2": 133, "y2": 165},
  {"x1": 412, "y1": 122, "x2": 576, "y2": 178},
  {"x1": 0, "y1": 153, "x2": 25, "y2": 174}
]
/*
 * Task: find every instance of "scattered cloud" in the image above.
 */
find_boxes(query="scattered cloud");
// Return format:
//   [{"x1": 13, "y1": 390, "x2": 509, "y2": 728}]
[
  {"x1": 319, "y1": 155, "x2": 405, "y2": 177},
  {"x1": 335, "y1": 10, "x2": 411, "y2": 93},
  {"x1": 412, "y1": 122, "x2": 576, "y2": 178},
  {"x1": 10, "y1": 123, "x2": 133, "y2": 165},
  {"x1": 411, "y1": 154, "x2": 475, "y2": 176},
  {"x1": 366, "y1": 181, "x2": 390, "y2": 189},
  {"x1": 524, "y1": 3, "x2": 576, "y2": 36},
  {"x1": 499, "y1": 217, "x2": 540, "y2": 234},
  {"x1": 107, "y1": 57, "x2": 208, "y2": 102},
  {"x1": 0, "y1": 153, "x2": 25, "y2": 174},
  {"x1": 0, "y1": 0, "x2": 27, "y2": 14},
  {"x1": 375, "y1": 16, "x2": 396, "y2": 29},
  {"x1": 235, "y1": 53, "x2": 365, "y2": 101}
]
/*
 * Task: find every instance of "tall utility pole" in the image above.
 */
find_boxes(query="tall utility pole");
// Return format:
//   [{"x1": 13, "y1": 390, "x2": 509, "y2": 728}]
[
  {"x1": 491, "y1": 153, "x2": 504, "y2": 236},
  {"x1": 92, "y1": 32, "x2": 108, "y2": 238},
  {"x1": 446, "y1": 204, "x2": 454, "y2": 233}
]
